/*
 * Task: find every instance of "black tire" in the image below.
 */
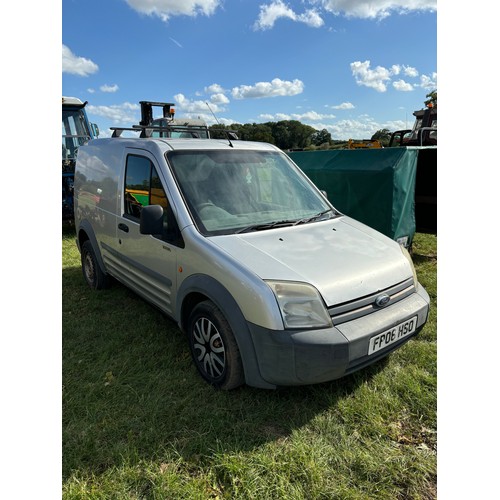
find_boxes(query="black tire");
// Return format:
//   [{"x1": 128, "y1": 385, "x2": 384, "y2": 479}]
[
  {"x1": 81, "y1": 240, "x2": 109, "y2": 290},
  {"x1": 187, "y1": 300, "x2": 244, "y2": 390}
]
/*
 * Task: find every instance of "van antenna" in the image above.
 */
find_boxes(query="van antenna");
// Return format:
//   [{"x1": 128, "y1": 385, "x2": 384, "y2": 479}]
[{"x1": 206, "y1": 101, "x2": 233, "y2": 147}]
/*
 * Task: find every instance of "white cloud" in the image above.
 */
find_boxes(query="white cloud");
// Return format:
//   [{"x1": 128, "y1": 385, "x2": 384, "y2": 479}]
[
  {"x1": 258, "y1": 113, "x2": 293, "y2": 121},
  {"x1": 205, "y1": 83, "x2": 225, "y2": 94},
  {"x1": 253, "y1": 0, "x2": 436, "y2": 29},
  {"x1": 253, "y1": 0, "x2": 436, "y2": 30},
  {"x1": 174, "y1": 93, "x2": 225, "y2": 114},
  {"x1": 232, "y1": 78, "x2": 304, "y2": 99},
  {"x1": 213, "y1": 116, "x2": 236, "y2": 126},
  {"x1": 393, "y1": 79, "x2": 414, "y2": 91},
  {"x1": 259, "y1": 114, "x2": 277, "y2": 120},
  {"x1": 314, "y1": 0, "x2": 436, "y2": 19},
  {"x1": 350, "y1": 60, "x2": 392, "y2": 92},
  {"x1": 317, "y1": 118, "x2": 383, "y2": 140},
  {"x1": 299, "y1": 9, "x2": 324, "y2": 27},
  {"x1": 257, "y1": 106, "x2": 413, "y2": 140},
  {"x1": 254, "y1": 0, "x2": 324, "y2": 30},
  {"x1": 86, "y1": 102, "x2": 140, "y2": 125},
  {"x1": 210, "y1": 93, "x2": 230, "y2": 104},
  {"x1": 259, "y1": 110, "x2": 336, "y2": 121},
  {"x1": 385, "y1": 119, "x2": 406, "y2": 131},
  {"x1": 62, "y1": 45, "x2": 98, "y2": 76},
  {"x1": 351, "y1": 60, "x2": 435, "y2": 93},
  {"x1": 403, "y1": 65, "x2": 419, "y2": 77},
  {"x1": 391, "y1": 64, "x2": 401, "y2": 75},
  {"x1": 420, "y1": 72, "x2": 437, "y2": 90},
  {"x1": 294, "y1": 111, "x2": 336, "y2": 120},
  {"x1": 100, "y1": 84, "x2": 119, "y2": 93},
  {"x1": 124, "y1": 0, "x2": 221, "y2": 22},
  {"x1": 329, "y1": 102, "x2": 355, "y2": 110}
]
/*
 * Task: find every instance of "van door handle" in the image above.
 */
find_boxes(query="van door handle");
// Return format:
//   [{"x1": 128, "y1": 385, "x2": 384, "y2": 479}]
[{"x1": 118, "y1": 223, "x2": 129, "y2": 233}]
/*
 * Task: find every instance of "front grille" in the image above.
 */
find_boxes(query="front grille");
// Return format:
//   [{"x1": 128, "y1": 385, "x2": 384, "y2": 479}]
[{"x1": 328, "y1": 278, "x2": 415, "y2": 326}]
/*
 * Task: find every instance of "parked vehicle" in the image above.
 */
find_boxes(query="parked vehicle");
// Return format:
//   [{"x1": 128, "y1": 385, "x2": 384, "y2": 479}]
[
  {"x1": 137, "y1": 100, "x2": 210, "y2": 138},
  {"x1": 62, "y1": 96, "x2": 99, "y2": 220},
  {"x1": 389, "y1": 105, "x2": 437, "y2": 147},
  {"x1": 74, "y1": 134, "x2": 430, "y2": 390},
  {"x1": 110, "y1": 100, "x2": 240, "y2": 142},
  {"x1": 347, "y1": 139, "x2": 382, "y2": 149}
]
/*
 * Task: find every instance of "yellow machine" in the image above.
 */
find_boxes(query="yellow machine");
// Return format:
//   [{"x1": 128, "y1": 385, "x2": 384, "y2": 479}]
[{"x1": 347, "y1": 139, "x2": 383, "y2": 149}]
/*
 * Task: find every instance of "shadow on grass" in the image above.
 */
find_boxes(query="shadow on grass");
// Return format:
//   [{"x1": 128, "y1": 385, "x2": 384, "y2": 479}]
[
  {"x1": 411, "y1": 251, "x2": 437, "y2": 266},
  {"x1": 62, "y1": 265, "x2": 389, "y2": 479}
]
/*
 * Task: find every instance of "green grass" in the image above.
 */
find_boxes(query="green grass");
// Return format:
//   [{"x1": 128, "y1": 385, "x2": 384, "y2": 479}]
[{"x1": 63, "y1": 228, "x2": 437, "y2": 499}]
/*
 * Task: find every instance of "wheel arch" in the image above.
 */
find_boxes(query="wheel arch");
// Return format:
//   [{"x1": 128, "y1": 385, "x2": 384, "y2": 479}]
[
  {"x1": 76, "y1": 219, "x2": 107, "y2": 275},
  {"x1": 177, "y1": 274, "x2": 275, "y2": 389}
]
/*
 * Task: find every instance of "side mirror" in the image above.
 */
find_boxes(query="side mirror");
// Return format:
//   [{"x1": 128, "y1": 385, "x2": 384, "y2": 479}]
[
  {"x1": 320, "y1": 190, "x2": 328, "y2": 199},
  {"x1": 140, "y1": 205, "x2": 164, "y2": 235},
  {"x1": 91, "y1": 123, "x2": 100, "y2": 138}
]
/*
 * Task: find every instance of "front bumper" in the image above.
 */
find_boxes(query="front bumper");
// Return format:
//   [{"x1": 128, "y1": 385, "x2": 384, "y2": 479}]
[{"x1": 247, "y1": 284, "x2": 430, "y2": 386}]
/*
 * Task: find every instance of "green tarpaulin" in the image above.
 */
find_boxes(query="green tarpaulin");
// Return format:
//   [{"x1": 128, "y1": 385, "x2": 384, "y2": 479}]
[{"x1": 288, "y1": 148, "x2": 419, "y2": 246}]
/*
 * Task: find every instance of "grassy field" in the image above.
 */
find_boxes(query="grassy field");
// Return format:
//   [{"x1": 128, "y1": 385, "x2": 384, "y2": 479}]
[{"x1": 62, "y1": 228, "x2": 437, "y2": 499}]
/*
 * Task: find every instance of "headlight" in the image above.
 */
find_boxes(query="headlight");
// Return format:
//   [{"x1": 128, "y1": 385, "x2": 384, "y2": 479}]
[
  {"x1": 266, "y1": 281, "x2": 332, "y2": 329},
  {"x1": 400, "y1": 244, "x2": 418, "y2": 286}
]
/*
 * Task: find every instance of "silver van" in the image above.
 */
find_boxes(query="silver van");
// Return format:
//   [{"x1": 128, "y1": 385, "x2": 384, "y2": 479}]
[{"x1": 74, "y1": 137, "x2": 430, "y2": 390}]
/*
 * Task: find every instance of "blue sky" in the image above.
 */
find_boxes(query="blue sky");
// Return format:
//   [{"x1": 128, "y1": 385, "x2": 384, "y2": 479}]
[{"x1": 62, "y1": 0, "x2": 437, "y2": 140}]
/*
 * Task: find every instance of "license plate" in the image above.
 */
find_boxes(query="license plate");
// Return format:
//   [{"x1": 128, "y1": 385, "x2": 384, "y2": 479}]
[{"x1": 368, "y1": 316, "x2": 418, "y2": 355}]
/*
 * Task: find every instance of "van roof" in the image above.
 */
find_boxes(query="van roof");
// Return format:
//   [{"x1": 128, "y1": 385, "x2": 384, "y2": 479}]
[
  {"x1": 99, "y1": 136, "x2": 281, "y2": 152},
  {"x1": 159, "y1": 138, "x2": 279, "y2": 151}
]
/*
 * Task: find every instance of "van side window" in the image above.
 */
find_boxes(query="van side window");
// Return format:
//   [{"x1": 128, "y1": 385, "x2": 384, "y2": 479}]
[
  {"x1": 124, "y1": 155, "x2": 150, "y2": 218},
  {"x1": 124, "y1": 154, "x2": 184, "y2": 246}
]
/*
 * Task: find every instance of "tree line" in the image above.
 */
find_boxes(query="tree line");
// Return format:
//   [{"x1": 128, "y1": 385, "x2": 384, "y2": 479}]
[
  {"x1": 209, "y1": 120, "x2": 391, "y2": 150},
  {"x1": 209, "y1": 90, "x2": 437, "y2": 151}
]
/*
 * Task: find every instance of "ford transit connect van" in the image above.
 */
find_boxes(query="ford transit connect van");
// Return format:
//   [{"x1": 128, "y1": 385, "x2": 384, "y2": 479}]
[{"x1": 74, "y1": 136, "x2": 430, "y2": 390}]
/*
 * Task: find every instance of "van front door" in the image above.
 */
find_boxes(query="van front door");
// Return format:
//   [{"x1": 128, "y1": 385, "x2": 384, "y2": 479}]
[{"x1": 113, "y1": 150, "x2": 183, "y2": 317}]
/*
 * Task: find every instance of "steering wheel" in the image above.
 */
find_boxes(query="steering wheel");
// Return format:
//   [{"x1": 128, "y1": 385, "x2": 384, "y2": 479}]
[{"x1": 197, "y1": 202, "x2": 215, "y2": 210}]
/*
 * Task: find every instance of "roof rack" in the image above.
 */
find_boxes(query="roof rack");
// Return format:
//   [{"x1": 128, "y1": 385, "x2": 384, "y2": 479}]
[{"x1": 110, "y1": 124, "x2": 209, "y2": 138}]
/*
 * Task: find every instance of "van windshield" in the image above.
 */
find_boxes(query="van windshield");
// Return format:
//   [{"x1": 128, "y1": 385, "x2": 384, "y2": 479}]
[{"x1": 167, "y1": 150, "x2": 336, "y2": 236}]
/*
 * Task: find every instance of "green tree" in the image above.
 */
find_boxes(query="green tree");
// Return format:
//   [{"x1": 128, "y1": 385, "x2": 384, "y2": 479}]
[
  {"x1": 424, "y1": 90, "x2": 437, "y2": 108},
  {"x1": 371, "y1": 128, "x2": 392, "y2": 147},
  {"x1": 241, "y1": 123, "x2": 275, "y2": 143},
  {"x1": 287, "y1": 120, "x2": 316, "y2": 149},
  {"x1": 235, "y1": 123, "x2": 255, "y2": 141},
  {"x1": 268, "y1": 120, "x2": 316, "y2": 150},
  {"x1": 311, "y1": 129, "x2": 332, "y2": 147},
  {"x1": 210, "y1": 120, "x2": 321, "y2": 150},
  {"x1": 252, "y1": 124, "x2": 275, "y2": 143},
  {"x1": 268, "y1": 121, "x2": 290, "y2": 150},
  {"x1": 208, "y1": 123, "x2": 229, "y2": 139}
]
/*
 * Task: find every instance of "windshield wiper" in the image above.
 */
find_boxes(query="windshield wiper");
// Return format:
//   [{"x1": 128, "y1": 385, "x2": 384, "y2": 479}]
[
  {"x1": 236, "y1": 210, "x2": 336, "y2": 234},
  {"x1": 293, "y1": 209, "x2": 336, "y2": 225},
  {"x1": 236, "y1": 220, "x2": 298, "y2": 234}
]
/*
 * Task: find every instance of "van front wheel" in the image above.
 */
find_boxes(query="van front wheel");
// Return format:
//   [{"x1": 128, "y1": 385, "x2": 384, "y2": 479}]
[
  {"x1": 81, "y1": 240, "x2": 109, "y2": 290},
  {"x1": 187, "y1": 301, "x2": 244, "y2": 390}
]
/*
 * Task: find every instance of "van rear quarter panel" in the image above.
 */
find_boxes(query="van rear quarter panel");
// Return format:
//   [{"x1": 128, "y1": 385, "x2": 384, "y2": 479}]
[{"x1": 75, "y1": 139, "x2": 124, "y2": 256}]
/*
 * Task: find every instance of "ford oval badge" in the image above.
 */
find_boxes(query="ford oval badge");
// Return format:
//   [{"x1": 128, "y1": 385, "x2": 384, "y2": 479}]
[{"x1": 375, "y1": 294, "x2": 391, "y2": 308}]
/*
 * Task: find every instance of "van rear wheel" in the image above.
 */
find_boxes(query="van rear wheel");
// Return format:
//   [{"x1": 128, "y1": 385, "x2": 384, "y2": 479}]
[
  {"x1": 81, "y1": 240, "x2": 109, "y2": 290},
  {"x1": 187, "y1": 301, "x2": 244, "y2": 390}
]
